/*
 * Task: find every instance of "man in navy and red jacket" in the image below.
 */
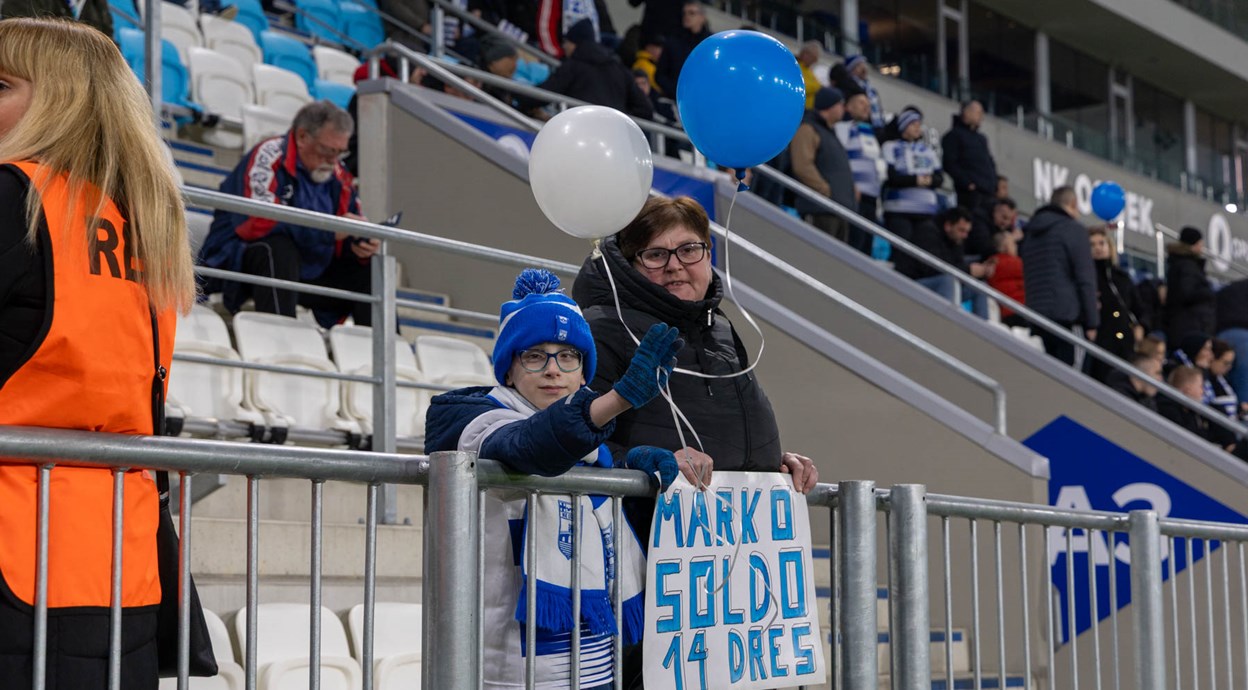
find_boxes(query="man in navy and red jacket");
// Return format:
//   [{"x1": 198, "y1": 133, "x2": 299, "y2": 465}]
[{"x1": 198, "y1": 101, "x2": 378, "y2": 327}]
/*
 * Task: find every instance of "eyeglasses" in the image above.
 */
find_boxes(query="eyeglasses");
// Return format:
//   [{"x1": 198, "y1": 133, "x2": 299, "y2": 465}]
[
  {"x1": 517, "y1": 348, "x2": 583, "y2": 373},
  {"x1": 305, "y1": 135, "x2": 351, "y2": 162},
  {"x1": 683, "y1": 7, "x2": 703, "y2": 16},
  {"x1": 635, "y1": 241, "x2": 708, "y2": 270}
]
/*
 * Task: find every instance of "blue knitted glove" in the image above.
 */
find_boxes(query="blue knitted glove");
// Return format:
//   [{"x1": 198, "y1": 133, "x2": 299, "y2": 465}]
[
  {"x1": 626, "y1": 446, "x2": 679, "y2": 491},
  {"x1": 612, "y1": 323, "x2": 683, "y2": 408}
]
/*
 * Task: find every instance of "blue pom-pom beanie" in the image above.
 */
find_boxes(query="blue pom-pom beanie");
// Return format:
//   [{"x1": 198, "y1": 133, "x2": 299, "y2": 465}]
[{"x1": 493, "y1": 269, "x2": 597, "y2": 385}]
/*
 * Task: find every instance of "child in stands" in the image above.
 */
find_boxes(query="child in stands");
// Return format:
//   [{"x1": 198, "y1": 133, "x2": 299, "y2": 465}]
[
  {"x1": 987, "y1": 230, "x2": 1025, "y2": 328},
  {"x1": 424, "y1": 268, "x2": 681, "y2": 689},
  {"x1": 1158, "y1": 365, "x2": 1213, "y2": 444}
]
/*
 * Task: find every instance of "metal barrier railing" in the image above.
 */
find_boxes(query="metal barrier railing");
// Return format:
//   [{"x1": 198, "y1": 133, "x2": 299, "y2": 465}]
[{"x1": 359, "y1": 39, "x2": 1248, "y2": 446}]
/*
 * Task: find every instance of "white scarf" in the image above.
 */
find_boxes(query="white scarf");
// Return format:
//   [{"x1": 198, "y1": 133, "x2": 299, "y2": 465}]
[{"x1": 459, "y1": 387, "x2": 647, "y2": 657}]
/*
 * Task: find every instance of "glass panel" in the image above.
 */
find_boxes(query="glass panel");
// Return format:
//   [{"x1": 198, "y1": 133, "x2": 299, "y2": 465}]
[
  {"x1": 1047, "y1": 38, "x2": 1110, "y2": 158},
  {"x1": 965, "y1": 1, "x2": 1035, "y2": 117},
  {"x1": 859, "y1": 0, "x2": 938, "y2": 92}
]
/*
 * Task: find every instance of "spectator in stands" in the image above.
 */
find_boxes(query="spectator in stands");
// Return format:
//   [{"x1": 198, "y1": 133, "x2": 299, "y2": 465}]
[
  {"x1": 992, "y1": 198, "x2": 1021, "y2": 243},
  {"x1": 1134, "y1": 276, "x2": 1166, "y2": 338},
  {"x1": 942, "y1": 100, "x2": 997, "y2": 260},
  {"x1": 0, "y1": 18, "x2": 196, "y2": 688},
  {"x1": 1105, "y1": 352, "x2": 1162, "y2": 413},
  {"x1": 628, "y1": 0, "x2": 683, "y2": 52},
  {"x1": 1217, "y1": 277, "x2": 1248, "y2": 402},
  {"x1": 790, "y1": 87, "x2": 856, "y2": 242},
  {"x1": 654, "y1": 0, "x2": 710, "y2": 97},
  {"x1": 1207, "y1": 338, "x2": 1242, "y2": 449},
  {"x1": 987, "y1": 229, "x2": 1025, "y2": 327},
  {"x1": 632, "y1": 33, "x2": 664, "y2": 95},
  {"x1": 836, "y1": 88, "x2": 884, "y2": 254},
  {"x1": 1, "y1": 0, "x2": 112, "y2": 38},
  {"x1": 378, "y1": 0, "x2": 431, "y2": 49},
  {"x1": 996, "y1": 175, "x2": 1010, "y2": 200},
  {"x1": 1169, "y1": 333, "x2": 1214, "y2": 377},
  {"x1": 880, "y1": 107, "x2": 942, "y2": 248},
  {"x1": 1137, "y1": 335, "x2": 1167, "y2": 366},
  {"x1": 796, "y1": 40, "x2": 823, "y2": 110},
  {"x1": 1088, "y1": 225, "x2": 1140, "y2": 381},
  {"x1": 198, "y1": 102, "x2": 377, "y2": 328},
  {"x1": 425, "y1": 269, "x2": 681, "y2": 690},
  {"x1": 1158, "y1": 365, "x2": 1215, "y2": 445},
  {"x1": 1020, "y1": 186, "x2": 1099, "y2": 365},
  {"x1": 1165, "y1": 226, "x2": 1216, "y2": 345},
  {"x1": 843, "y1": 55, "x2": 884, "y2": 128},
  {"x1": 895, "y1": 206, "x2": 989, "y2": 317},
  {"x1": 536, "y1": 18, "x2": 653, "y2": 120}
]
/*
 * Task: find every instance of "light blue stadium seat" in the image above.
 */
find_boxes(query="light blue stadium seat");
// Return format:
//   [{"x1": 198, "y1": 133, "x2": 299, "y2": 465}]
[
  {"x1": 220, "y1": 0, "x2": 269, "y2": 42},
  {"x1": 117, "y1": 28, "x2": 195, "y2": 111},
  {"x1": 315, "y1": 79, "x2": 355, "y2": 109},
  {"x1": 294, "y1": 0, "x2": 342, "y2": 44},
  {"x1": 339, "y1": 2, "x2": 383, "y2": 50},
  {"x1": 109, "y1": 0, "x2": 141, "y2": 41},
  {"x1": 259, "y1": 30, "x2": 318, "y2": 90}
]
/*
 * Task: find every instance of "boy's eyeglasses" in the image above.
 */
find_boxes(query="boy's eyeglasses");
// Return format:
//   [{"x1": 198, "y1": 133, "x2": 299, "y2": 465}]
[{"x1": 517, "y1": 349, "x2": 583, "y2": 373}]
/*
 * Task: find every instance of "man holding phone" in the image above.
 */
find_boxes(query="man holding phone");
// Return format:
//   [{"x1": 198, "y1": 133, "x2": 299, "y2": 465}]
[{"x1": 199, "y1": 102, "x2": 398, "y2": 328}]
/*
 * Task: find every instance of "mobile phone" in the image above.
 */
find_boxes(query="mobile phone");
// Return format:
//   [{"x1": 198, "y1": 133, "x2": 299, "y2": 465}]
[{"x1": 381, "y1": 212, "x2": 403, "y2": 227}]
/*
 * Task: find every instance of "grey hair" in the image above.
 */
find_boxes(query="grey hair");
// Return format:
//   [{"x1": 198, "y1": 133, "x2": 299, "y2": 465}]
[
  {"x1": 292, "y1": 100, "x2": 355, "y2": 138},
  {"x1": 801, "y1": 40, "x2": 821, "y2": 54}
]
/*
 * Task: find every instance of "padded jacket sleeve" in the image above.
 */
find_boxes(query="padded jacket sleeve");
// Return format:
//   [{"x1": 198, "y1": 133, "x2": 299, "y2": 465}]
[{"x1": 478, "y1": 388, "x2": 617, "y2": 476}]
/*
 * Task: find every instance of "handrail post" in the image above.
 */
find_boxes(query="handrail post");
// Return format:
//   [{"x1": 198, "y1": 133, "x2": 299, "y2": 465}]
[
  {"x1": 371, "y1": 250, "x2": 398, "y2": 524},
  {"x1": 992, "y1": 385, "x2": 1007, "y2": 436},
  {"x1": 143, "y1": 0, "x2": 163, "y2": 120},
  {"x1": 431, "y1": 4, "x2": 445, "y2": 58},
  {"x1": 424, "y1": 451, "x2": 480, "y2": 690},
  {"x1": 1129, "y1": 510, "x2": 1166, "y2": 690},
  {"x1": 889, "y1": 484, "x2": 931, "y2": 690},
  {"x1": 838, "y1": 480, "x2": 878, "y2": 690},
  {"x1": 949, "y1": 274, "x2": 962, "y2": 308},
  {"x1": 1155, "y1": 229, "x2": 1167, "y2": 281}
]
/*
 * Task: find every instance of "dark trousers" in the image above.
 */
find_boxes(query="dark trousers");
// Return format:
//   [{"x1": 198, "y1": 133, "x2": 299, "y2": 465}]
[
  {"x1": 847, "y1": 195, "x2": 877, "y2": 255},
  {"x1": 239, "y1": 234, "x2": 373, "y2": 328},
  {"x1": 1037, "y1": 321, "x2": 1078, "y2": 365},
  {"x1": 0, "y1": 585, "x2": 159, "y2": 690},
  {"x1": 805, "y1": 213, "x2": 849, "y2": 243}
]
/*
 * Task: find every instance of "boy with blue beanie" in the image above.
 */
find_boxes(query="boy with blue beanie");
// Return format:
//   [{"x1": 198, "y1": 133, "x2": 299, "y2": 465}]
[{"x1": 425, "y1": 268, "x2": 682, "y2": 689}]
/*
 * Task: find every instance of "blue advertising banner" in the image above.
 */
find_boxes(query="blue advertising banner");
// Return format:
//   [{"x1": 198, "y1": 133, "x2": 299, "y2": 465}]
[
  {"x1": 449, "y1": 111, "x2": 718, "y2": 222},
  {"x1": 1024, "y1": 416, "x2": 1247, "y2": 643}
]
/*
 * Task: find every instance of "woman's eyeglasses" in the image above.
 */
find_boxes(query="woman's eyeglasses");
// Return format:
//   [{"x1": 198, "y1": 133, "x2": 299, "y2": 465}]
[
  {"x1": 517, "y1": 349, "x2": 583, "y2": 373},
  {"x1": 635, "y1": 242, "x2": 709, "y2": 270}
]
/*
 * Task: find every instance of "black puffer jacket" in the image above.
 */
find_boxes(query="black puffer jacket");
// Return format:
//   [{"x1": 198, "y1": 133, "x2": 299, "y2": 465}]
[
  {"x1": 1165, "y1": 243, "x2": 1216, "y2": 344},
  {"x1": 1020, "y1": 205, "x2": 1099, "y2": 328},
  {"x1": 1216, "y1": 278, "x2": 1248, "y2": 332},
  {"x1": 538, "y1": 41, "x2": 654, "y2": 119},
  {"x1": 572, "y1": 237, "x2": 783, "y2": 473}
]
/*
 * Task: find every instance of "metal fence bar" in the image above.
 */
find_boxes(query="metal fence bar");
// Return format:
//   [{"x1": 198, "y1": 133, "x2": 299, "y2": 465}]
[
  {"x1": 245, "y1": 475, "x2": 260, "y2": 690},
  {"x1": 478, "y1": 489, "x2": 486, "y2": 690},
  {"x1": 993, "y1": 521, "x2": 1006, "y2": 690},
  {"x1": 612, "y1": 497, "x2": 624, "y2": 690},
  {"x1": 830, "y1": 502, "x2": 841, "y2": 690},
  {"x1": 1221, "y1": 542, "x2": 1232, "y2": 690},
  {"x1": 1169, "y1": 536, "x2": 1182, "y2": 690},
  {"x1": 888, "y1": 484, "x2": 930, "y2": 690},
  {"x1": 194, "y1": 266, "x2": 378, "y2": 304},
  {"x1": 838, "y1": 481, "x2": 877, "y2": 690},
  {"x1": 1018, "y1": 524, "x2": 1031, "y2": 690},
  {"x1": 1239, "y1": 543, "x2": 1247, "y2": 690},
  {"x1": 1066, "y1": 527, "x2": 1078, "y2": 690},
  {"x1": 1044, "y1": 527, "x2": 1055, "y2": 690},
  {"x1": 33, "y1": 464, "x2": 51, "y2": 690},
  {"x1": 1187, "y1": 538, "x2": 1200, "y2": 690},
  {"x1": 1108, "y1": 530, "x2": 1121, "y2": 690},
  {"x1": 1128, "y1": 511, "x2": 1166, "y2": 690},
  {"x1": 525, "y1": 492, "x2": 537, "y2": 688},
  {"x1": 362, "y1": 483, "x2": 378, "y2": 690},
  {"x1": 310, "y1": 480, "x2": 324, "y2": 690},
  {"x1": 372, "y1": 252, "x2": 399, "y2": 525},
  {"x1": 1205, "y1": 540, "x2": 1217, "y2": 690},
  {"x1": 942, "y1": 517, "x2": 954, "y2": 690},
  {"x1": 424, "y1": 451, "x2": 481, "y2": 690},
  {"x1": 1088, "y1": 528, "x2": 1102, "y2": 690},
  {"x1": 570, "y1": 495, "x2": 583, "y2": 684},
  {"x1": 178, "y1": 472, "x2": 193, "y2": 690},
  {"x1": 969, "y1": 519, "x2": 982, "y2": 690},
  {"x1": 108, "y1": 468, "x2": 125, "y2": 690}
]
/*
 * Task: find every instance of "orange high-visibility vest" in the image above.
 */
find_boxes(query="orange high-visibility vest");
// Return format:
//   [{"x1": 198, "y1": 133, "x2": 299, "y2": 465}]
[{"x1": 0, "y1": 161, "x2": 175, "y2": 609}]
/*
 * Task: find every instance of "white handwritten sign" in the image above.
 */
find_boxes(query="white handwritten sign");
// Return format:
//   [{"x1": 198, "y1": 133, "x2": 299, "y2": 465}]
[{"x1": 644, "y1": 472, "x2": 825, "y2": 690}]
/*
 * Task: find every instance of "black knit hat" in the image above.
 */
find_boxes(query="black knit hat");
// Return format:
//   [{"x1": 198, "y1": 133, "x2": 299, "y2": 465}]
[
  {"x1": 813, "y1": 87, "x2": 844, "y2": 111},
  {"x1": 564, "y1": 18, "x2": 596, "y2": 45},
  {"x1": 1180, "y1": 226, "x2": 1203, "y2": 246},
  {"x1": 479, "y1": 35, "x2": 517, "y2": 67}
]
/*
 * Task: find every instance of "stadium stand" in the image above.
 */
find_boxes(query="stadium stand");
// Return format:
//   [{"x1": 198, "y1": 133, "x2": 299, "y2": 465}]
[
  {"x1": 234, "y1": 604, "x2": 362, "y2": 690},
  {"x1": 118, "y1": 27, "x2": 195, "y2": 110},
  {"x1": 311, "y1": 45, "x2": 360, "y2": 86},
  {"x1": 328, "y1": 324, "x2": 430, "y2": 442},
  {"x1": 252, "y1": 63, "x2": 313, "y2": 121},
  {"x1": 201, "y1": 14, "x2": 264, "y2": 71},
  {"x1": 346, "y1": 603, "x2": 422, "y2": 689},
  {"x1": 258, "y1": 30, "x2": 318, "y2": 90}
]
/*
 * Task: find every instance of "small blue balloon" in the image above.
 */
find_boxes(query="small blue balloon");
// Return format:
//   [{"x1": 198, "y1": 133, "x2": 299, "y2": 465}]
[
  {"x1": 676, "y1": 30, "x2": 806, "y2": 169},
  {"x1": 1091, "y1": 181, "x2": 1126, "y2": 221}
]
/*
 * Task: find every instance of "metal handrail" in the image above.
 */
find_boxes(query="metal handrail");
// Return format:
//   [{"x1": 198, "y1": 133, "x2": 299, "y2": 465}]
[
  {"x1": 272, "y1": 0, "x2": 367, "y2": 52},
  {"x1": 426, "y1": 0, "x2": 561, "y2": 67}
]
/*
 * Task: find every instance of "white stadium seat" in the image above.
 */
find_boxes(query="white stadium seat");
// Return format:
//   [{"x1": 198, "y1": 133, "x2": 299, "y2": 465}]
[
  {"x1": 240, "y1": 103, "x2": 290, "y2": 152},
  {"x1": 187, "y1": 47, "x2": 254, "y2": 133},
  {"x1": 168, "y1": 305, "x2": 265, "y2": 428},
  {"x1": 201, "y1": 14, "x2": 263, "y2": 71},
  {"x1": 311, "y1": 45, "x2": 360, "y2": 86},
  {"x1": 413, "y1": 335, "x2": 495, "y2": 387},
  {"x1": 346, "y1": 603, "x2": 421, "y2": 689},
  {"x1": 159, "y1": 609, "x2": 246, "y2": 690},
  {"x1": 328, "y1": 325, "x2": 430, "y2": 440},
  {"x1": 252, "y1": 63, "x2": 312, "y2": 123},
  {"x1": 161, "y1": 1, "x2": 203, "y2": 66},
  {"x1": 231, "y1": 312, "x2": 360, "y2": 435},
  {"x1": 234, "y1": 604, "x2": 362, "y2": 690},
  {"x1": 187, "y1": 211, "x2": 213, "y2": 255}
]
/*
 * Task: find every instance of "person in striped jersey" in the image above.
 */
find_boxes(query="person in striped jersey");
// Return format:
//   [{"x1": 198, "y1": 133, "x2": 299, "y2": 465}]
[
  {"x1": 834, "y1": 89, "x2": 884, "y2": 254},
  {"x1": 880, "y1": 107, "x2": 943, "y2": 254}
]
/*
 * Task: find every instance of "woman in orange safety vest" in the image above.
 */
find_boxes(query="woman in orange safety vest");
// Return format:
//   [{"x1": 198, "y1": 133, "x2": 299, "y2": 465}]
[{"x1": 0, "y1": 18, "x2": 195, "y2": 689}]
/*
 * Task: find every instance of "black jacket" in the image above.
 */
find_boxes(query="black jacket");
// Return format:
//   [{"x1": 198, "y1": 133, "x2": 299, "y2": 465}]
[
  {"x1": 1020, "y1": 206, "x2": 1099, "y2": 328},
  {"x1": 940, "y1": 116, "x2": 997, "y2": 196},
  {"x1": 1134, "y1": 278, "x2": 1165, "y2": 335},
  {"x1": 1092, "y1": 258, "x2": 1139, "y2": 372},
  {"x1": 630, "y1": 0, "x2": 683, "y2": 45},
  {"x1": 654, "y1": 24, "x2": 710, "y2": 97},
  {"x1": 1105, "y1": 368, "x2": 1159, "y2": 413},
  {"x1": 0, "y1": 166, "x2": 46, "y2": 388},
  {"x1": 1157, "y1": 395, "x2": 1210, "y2": 441},
  {"x1": 1216, "y1": 278, "x2": 1248, "y2": 333},
  {"x1": 538, "y1": 41, "x2": 654, "y2": 119},
  {"x1": 572, "y1": 237, "x2": 783, "y2": 472},
  {"x1": 896, "y1": 223, "x2": 965, "y2": 281},
  {"x1": 1164, "y1": 243, "x2": 1216, "y2": 344}
]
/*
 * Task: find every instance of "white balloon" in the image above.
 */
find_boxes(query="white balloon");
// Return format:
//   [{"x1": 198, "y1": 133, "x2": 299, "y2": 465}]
[{"x1": 528, "y1": 106, "x2": 654, "y2": 240}]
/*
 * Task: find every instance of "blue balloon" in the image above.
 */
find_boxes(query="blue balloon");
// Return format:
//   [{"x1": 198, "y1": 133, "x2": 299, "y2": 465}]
[
  {"x1": 676, "y1": 30, "x2": 806, "y2": 170},
  {"x1": 1091, "y1": 181, "x2": 1126, "y2": 221}
]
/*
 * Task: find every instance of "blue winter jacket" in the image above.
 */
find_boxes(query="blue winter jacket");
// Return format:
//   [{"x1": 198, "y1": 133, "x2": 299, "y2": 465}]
[
  {"x1": 197, "y1": 129, "x2": 360, "y2": 311},
  {"x1": 425, "y1": 387, "x2": 616, "y2": 476}
]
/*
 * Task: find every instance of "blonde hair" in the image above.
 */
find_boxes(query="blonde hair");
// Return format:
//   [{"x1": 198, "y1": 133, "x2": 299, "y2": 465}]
[
  {"x1": 1088, "y1": 225, "x2": 1119, "y2": 263},
  {"x1": 0, "y1": 18, "x2": 194, "y2": 312}
]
